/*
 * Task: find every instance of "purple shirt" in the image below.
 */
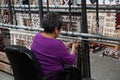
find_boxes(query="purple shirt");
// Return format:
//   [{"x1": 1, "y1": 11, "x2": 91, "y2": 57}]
[{"x1": 30, "y1": 32, "x2": 76, "y2": 75}]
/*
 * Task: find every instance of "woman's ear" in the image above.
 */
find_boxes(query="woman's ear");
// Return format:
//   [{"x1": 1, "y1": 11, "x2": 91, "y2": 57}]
[
  {"x1": 54, "y1": 27, "x2": 58, "y2": 34},
  {"x1": 54, "y1": 27, "x2": 60, "y2": 38}
]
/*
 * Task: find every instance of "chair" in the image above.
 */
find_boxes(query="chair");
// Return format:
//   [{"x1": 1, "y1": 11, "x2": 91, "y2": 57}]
[{"x1": 4, "y1": 45, "x2": 80, "y2": 80}]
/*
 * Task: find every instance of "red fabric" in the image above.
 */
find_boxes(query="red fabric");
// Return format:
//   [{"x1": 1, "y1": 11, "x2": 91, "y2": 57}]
[{"x1": 115, "y1": 13, "x2": 120, "y2": 29}]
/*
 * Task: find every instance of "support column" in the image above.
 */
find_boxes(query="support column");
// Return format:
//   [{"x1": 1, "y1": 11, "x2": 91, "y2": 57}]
[
  {"x1": 38, "y1": 0, "x2": 43, "y2": 28},
  {"x1": 81, "y1": 0, "x2": 91, "y2": 78}
]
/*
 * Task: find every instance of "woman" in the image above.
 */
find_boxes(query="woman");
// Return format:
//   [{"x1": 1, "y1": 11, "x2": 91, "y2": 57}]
[{"x1": 30, "y1": 12, "x2": 78, "y2": 79}]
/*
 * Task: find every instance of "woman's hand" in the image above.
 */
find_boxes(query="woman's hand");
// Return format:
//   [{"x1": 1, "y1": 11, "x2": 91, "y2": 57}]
[
  {"x1": 71, "y1": 42, "x2": 79, "y2": 54},
  {"x1": 66, "y1": 41, "x2": 79, "y2": 54},
  {"x1": 66, "y1": 42, "x2": 73, "y2": 48},
  {"x1": 72, "y1": 42, "x2": 78, "y2": 49}
]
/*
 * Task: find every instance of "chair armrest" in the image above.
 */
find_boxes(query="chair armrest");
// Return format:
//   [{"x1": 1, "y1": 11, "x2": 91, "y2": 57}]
[{"x1": 42, "y1": 70, "x2": 71, "y2": 80}]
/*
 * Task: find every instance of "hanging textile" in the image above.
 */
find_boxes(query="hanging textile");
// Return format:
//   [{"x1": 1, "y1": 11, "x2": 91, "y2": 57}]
[{"x1": 115, "y1": 12, "x2": 120, "y2": 29}]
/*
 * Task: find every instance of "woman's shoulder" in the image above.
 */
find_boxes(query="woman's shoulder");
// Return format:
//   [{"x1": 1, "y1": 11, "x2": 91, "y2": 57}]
[
  {"x1": 55, "y1": 40, "x2": 66, "y2": 48},
  {"x1": 34, "y1": 32, "x2": 42, "y2": 38},
  {"x1": 36, "y1": 32, "x2": 41, "y2": 36}
]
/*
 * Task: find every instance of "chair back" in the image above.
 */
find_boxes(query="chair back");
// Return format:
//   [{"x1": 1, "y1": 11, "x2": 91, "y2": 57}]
[{"x1": 4, "y1": 45, "x2": 44, "y2": 80}]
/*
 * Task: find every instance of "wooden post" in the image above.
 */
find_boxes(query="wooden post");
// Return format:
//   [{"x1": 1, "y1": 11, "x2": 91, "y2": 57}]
[{"x1": 115, "y1": 29, "x2": 120, "y2": 51}]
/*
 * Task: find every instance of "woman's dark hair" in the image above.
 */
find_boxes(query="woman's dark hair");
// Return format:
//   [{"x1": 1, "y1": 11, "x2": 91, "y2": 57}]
[{"x1": 42, "y1": 12, "x2": 63, "y2": 33}]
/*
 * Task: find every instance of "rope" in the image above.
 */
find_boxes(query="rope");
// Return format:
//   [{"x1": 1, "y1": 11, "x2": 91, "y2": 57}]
[
  {"x1": 69, "y1": 0, "x2": 72, "y2": 31},
  {"x1": 46, "y1": 0, "x2": 49, "y2": 12},
  {"x1": 68, "y1": 0, "x2": 75, "y2": 38},
  {"x1": 20, "y1": 1, "x2": 24, "y2": 27},
  {"x1": 96, "y1": 0, "x2": 99, "y2": 34},
  {"x1": 28, "y1": 0, "x2": 32, "y2": 28},
  {"x1": 11, "y1": 0, "x2": 17, "y2": 25}
]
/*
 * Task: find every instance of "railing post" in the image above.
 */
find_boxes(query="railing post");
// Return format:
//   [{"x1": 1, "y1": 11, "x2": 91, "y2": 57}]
[{"x1": 81, "y1": 0, "x2": 91, "y2": 78}]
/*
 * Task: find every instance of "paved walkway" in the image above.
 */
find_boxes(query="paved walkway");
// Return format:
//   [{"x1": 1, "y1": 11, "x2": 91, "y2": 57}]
[{"x1": 90, "y1": 49, "x2": 120, "y2": 80}]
